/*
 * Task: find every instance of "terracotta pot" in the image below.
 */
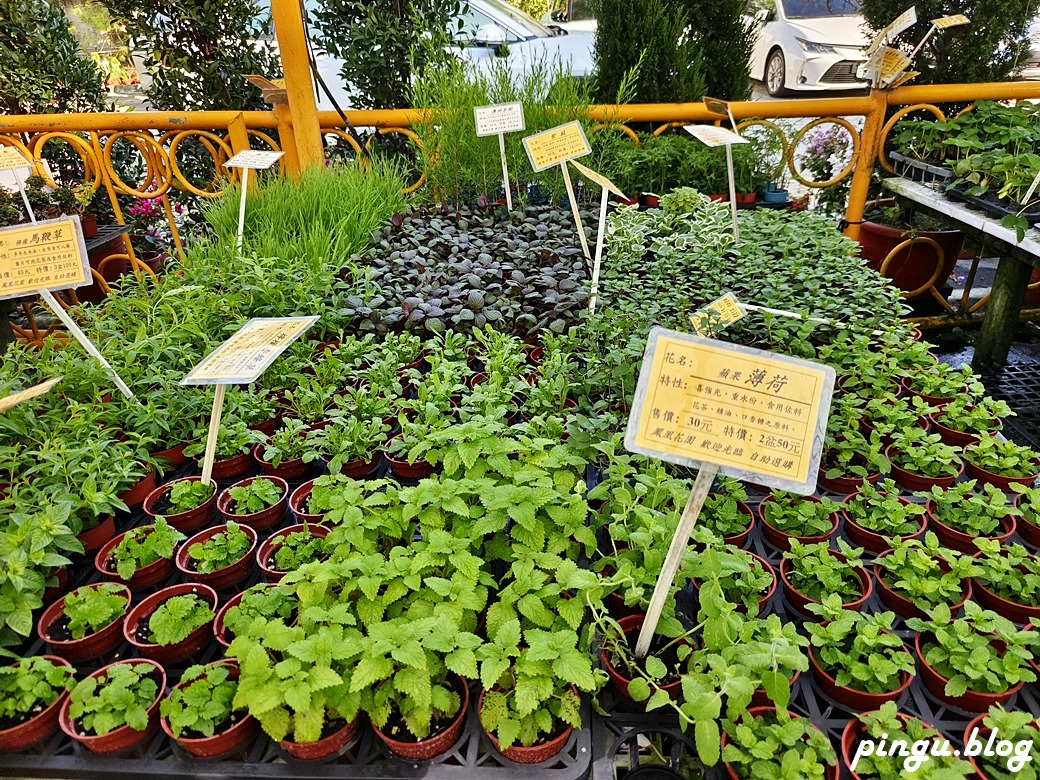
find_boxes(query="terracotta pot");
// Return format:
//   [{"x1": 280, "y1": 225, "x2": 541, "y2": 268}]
[
  {"x1": 385, "y1": 437, "x2": 434, "y2": 480},
  {"x1": 217, "y1": 476, "x2": 288, "y2": 532},
  {"x1": 198, "y1": 451, "x2": 254, "y2": 482},
  {"x1": 964, "y1": 455, "x2": 1040, "y2": 492},
  {"x1": 926, "y1": 503, "x2": 1016, "y2": 554},
  {"x1": 873, "y1": 560, "x2": 971, "y2": 621},
  {"x1": 37, "y1": 583, "x2": 131, "y2": 663},
  {"x1": 79, "y1": 212, "x2": 98, "y2": 238},
  {"x1": 252, "y1": 443, "x2": 311, "y2": 480},
  {"x1": 289, "y1": 479, "x2": 326, "y2": 524},
  {"x1": 372, "y1": 677, "x2": 469, "y2": 760},
  {"x1": 160, "y1": 661, "x2": 258, "y2": 759},
  {"x1": 721, "y1": 707, "x2": 838, "y2": 780},
  {"x1": 808, "y1": 644, "x2": 912, "y2": 710},
  {"x1": 150, "y1": 442, "x2": 188, "y2": 468},
  {"x1": 758, "y1": 495, "x2": 837, "y2": 552},
  {"x1": 915, "y1": 632, "x2": 1022, "y2": 711},
  {"x1": 780, "y1": 552, "x2": 871, "y2": 619},
  {"x1": 479, "y1": 687, "x2": 576, "y2": 764},
  {"x1": 58, "y1": 659, "x2": 165, "y2": 755},
  {"x1": 94, "y1": 526, "x2": 177, "y2": 591},
  {"x1": 1014, "y1": 493, "x2": 1040, "y2": 548},
  {"x1": 279, "y1": 715, "x2": 360, "y2": 760},
  {"x1": 962, "y1": 713, "x2": 1040, "y2": 780},
  {"x1": 884, "y1": 445, "x2": 963, "y2": 492},
  {"x1": 0, "y1": 655, "x2": 73, "y2": 752},
  {"x1": 841, "y1": 713, "x2": 936, "y2": 780},
  {"x1": 322, "y1": 452, "x2": 381, "y2": 479},
  {"x1": 175, "y1": 523, "x2": 258, "y2": 590},
  {"x1": 601, "y1": 614, "x2": 687, "y2": 704},
  {"x1": 123, "y1": 583, "x2": 218, "y2": 665},
  {"x1": 257, "y1": 523, "x2": 331, "y2": 582},
  {"x1": 691, "y1": 553, "x2": 775, "y2": 616},
  {"x1": 816, "y1": 457, "x2": 880, "y2": 494},
  {"x1": 77, "y1": 515, "x2": 116, "y2": 555},
  {"x1": 928, "y1": 412, "x2": 991, "y2": 448},
  {"x1": 249, "y1": 416, "x2": 281, "y2": 437},
  {"x1": 971, "y1": 550, "x2": 1040, "y2": 624},
  {"x1": 143, "y1": 477, "x2": 217, "y2": 533},
  {"x1": 119, "y1": 469, "x2": 157, "y2": 509},
  {"x1": 841, "y1": 495, "x2": 926, "y2": 555}
]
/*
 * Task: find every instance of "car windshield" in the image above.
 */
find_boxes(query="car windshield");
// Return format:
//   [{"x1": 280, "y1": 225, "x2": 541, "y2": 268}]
[
  {"x1": 478, "y1": 0, "x2": 553, "y2": 36},
  {"x1": 782, "y1": 0, "x2": 861, "y2": 17}
]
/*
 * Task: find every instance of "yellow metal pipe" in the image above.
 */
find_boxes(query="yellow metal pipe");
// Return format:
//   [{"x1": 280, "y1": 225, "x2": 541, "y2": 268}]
[
  {"x1": 273, "y1": 102, "x2": 301, "y2": 178},
  {"x1": 888, "y1": 81, "x2": 1040, "y2": 105},
  {"x1": 228, "y1": 112, "x2": 253, "y2": 188},
  {"x1": 0, "y1": 111, "x2": 279, "y2": 133},
  {"x1": 270, "y1": 0, "x2": 323, "y2": 169},
  {"x1": 587, "y1": 97, "x2": 877, "y2": 123},
  {"x1": 842, "y1": 88, "x2": 887, "y2": 243}
]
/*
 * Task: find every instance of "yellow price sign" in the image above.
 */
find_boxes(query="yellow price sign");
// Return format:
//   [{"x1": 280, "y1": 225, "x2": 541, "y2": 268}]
[
  {"x1": 181, "y1": 316, "x2": 319, "y2": 385},
  {"x1": 0, "y1": 147, "x2": 31, "y2": 170},
  {"x1": 932, "y1": 14, "x2": 969, "y2": 29},
  {"x1": 569, "y1": 159, "x2": 627, "y2": 199},
  {"x1": 522, "y1": 121, "x2": 591, "y2": 172},
  {"x1": 0, "y1": 218, "x2": 89, "y2": 300},
  {"x1": 625, "y1": 328, "x2": 834, "y2": 493},
  {"x1": 690, "y1": 293, "x2": 746, "y2": 336},
  {"x1": 0, "y1": 377, "x2": 61, "y2": 413}
]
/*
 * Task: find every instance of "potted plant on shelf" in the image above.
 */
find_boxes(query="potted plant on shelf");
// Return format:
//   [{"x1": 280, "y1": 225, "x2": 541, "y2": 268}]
[
  {"x1": 805, "y1": 595, "x2": 915, "y2": 709},
  {"x1": 94, "y1": 517, "x2": 186, "y2": 591},
  {"x1": 860, "y1": 395, "x2": 936, "y2": 445},
  {"x1": 183, "y1": 420, "x2": 264, "y2": 481},
  {"x1": 305, "y1": 415, "x2": 388, "y2": 478},
  {"x1": 37, "y1": 582, "x2": 130, "y2": 663},
  {"x1": 0, "y1": 655, "x2": 76, "y2": 752},
  {"x1": 721, "y1": 708, "x2": 838, "y2": 780},
  {"x1": 58, "y1": 659, "x2": 166, "y2": 755},
  {"x1": 254, "y1": 418, "x2": 312, "y2": 479},
  {"x1": 873, "y1": 532, "x2": 977, "y2": 620},
  {"x1": 687, "y1": 540, "x2": 776, "y2": 616},
  {"x1": 143, "y1": 477, "x2": 216, "y2": 532},
  {"x1": 216, "y1": 476, "x2": 288, "y2": 531},
  {"x1": 971, "y1": 539, "x2": 1040, "y2": 624},
  {"x1": 929, "y1": 396, "x2": 1011, "y2": 447},
  {"x1": 818, "y1": 429, "x2": 888, "y2": 493},
  {"x1": 962, "y1": 707, "x2": 1039, "y2": 780},
  {"x1": 886, "y1": 428, "x2": 963, "y2": 491},
  {"x1": 961, "y1": 435, "x2": 1040, "y2": 491},
  {"x1": 175, "y1": 521, "x2": 258, "y2": 590},
  {"x1": 256, "y1": 524, "x2": 331, "y2": 581},
  {"x1": 699, "y1": 479, "x2": 755, "y2": 547},
  {"x1": 925, "y1": 480, "x2": 1019, "y2": 553},
  {"x1": 908, "y1": 602, "x2": 1037, "y2": 711},
  {"x1": 758, "y1": 492, "x2": 840, "y2": 551},
  {"x1": 780, "y1": 539, "x2": 871, "y2": 618},
  {"x1": 840, "y1": 478, "x2": 927, "y2": 554},
  {"x1": 901, "y1": 363, "x2": 982, "y2": 406},
  {"x1": 214, "y1": 583, "x2": 296, "y2": 648},
  {"x1": 1012, "y1": 484, "x2": 1040, "y2": 547},
  {"x1": 159, "y1": 660, "x2": 257, "y2": 760},
  {"x1": 123, "y1": 583, "x2": 217, "y2": 664}
]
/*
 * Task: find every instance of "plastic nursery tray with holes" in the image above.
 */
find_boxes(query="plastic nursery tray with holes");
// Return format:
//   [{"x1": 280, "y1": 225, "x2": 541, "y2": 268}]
[{"x1": 3, "y1": 164, "x2": 1039, "y2": 780}]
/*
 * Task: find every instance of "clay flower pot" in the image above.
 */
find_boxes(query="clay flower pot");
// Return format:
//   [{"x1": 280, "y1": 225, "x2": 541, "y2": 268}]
[
  {"x1": 0, "y1": 655, "x2": 73, "y2": 752},
  {"x1": 37, "y1": 583, "x2": 131, "y2": 663},
  {"x1": 841, "y1": 493, "x2": 926, "y2": 555},
  {"x1": 963, "y1": 456, "x2": 1040, "y2": 492},
  {"x1": 160, "y1": 661, "x2": 258, "y2": 760},
  {"x1": 925, "y1": 502, "x2": 1016, "y2": 554},
  {"x1": 58, "y1": 659, "x2": 165, "y2": 755},
  {"x1": 123, "y1": 583, "x2": 218, "y2": 665},
  {"x1": 915, "y1": 632, "x2": 1022, "y2": 711},
  {"x1": 217, "y1": 476, "x2": 288, "y2": 532},
  {"x1": 721, "y1": 707, "x2": 838, "y2": 780},
  {"x1": 322, "y1": 452, "x2": 382, "y2": 479},
  {"x1": 1014, "y1": 493, "x2": 1040, "y2": 547},
  {"x1": 252, "y1": 442, "x2": 312, "y2": 480},
  {"x1": 288, "y1": 479, "x2": 326, "y2": 524},
  {"x1": 119, "y1": 469, "x2": 157, "y2": 509},
  {"x1": 143, "y1": 477, "x2": 217, "y2": 533},
  {"x1": 691, "y1": 554, "x2": 776, "y2": 616},
  {"x1": 873, "y1": 560, "x2": 972, "y2": 621},
  {"x1": 758, "y1": 494, "x2": 838, "y2": 553},
  {"x1": 249, "y1": 416, "x2": 281, "y2": 438},
  {"x1": 780, "y1": 552, "x2": 871, "y2": 619},
  {"x1": 150, "y1": 442, "x2": 188, "y2": 468},
  {"x1": 478, "y1": 687, "x2": 577, "y2": 764},
  {"x1": 808, "y1": 644, "x2": 913, "y2": 710},
  {"x1": 94, "y1": 525, "x2": 177, "y2": 592},
  {"x1": 884, "y1": 445, "x2": 963, "y2": 492},
  {"x1": 175, "y1": 523, "x2": 258, "y2": 590},
  {"x1": 198, "y1": 451, "x2": 254, "y2": 481},
  {"x1": 279, "y1": 715, "x2": 360, "y2": 760},
  {"x1": 971, "y1": 551, "x2": 1040, "y2": 624},
  {"x1": 601, "y1": 614, "x2": 686, "y2": 704},
  {"x1": 257, "y1": 524, "x2": 331, "y2": 582},
  {"x1": 77, "y1": 515, "x2": 116, "y2": 555},
  {"x1": 384, "y1": 436, "x2": 434, "y2": 480},
  {"x1": 841, "y1": 713, "x2": 938, "y2": 780},
  {"x1": 371, "y1": 676, "x2": 469, "y2": 760}
]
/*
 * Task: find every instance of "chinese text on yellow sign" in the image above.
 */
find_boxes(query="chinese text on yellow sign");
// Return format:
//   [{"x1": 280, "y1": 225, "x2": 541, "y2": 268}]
[
  {"x1": 181, "y1": 316, "x2": 319, "y2": 386},
  {"x1": 0, "y1": 218, "x2": 89, "y2": 300},
  {"x1": 690, "y1": 293, "x2": 745, "y2": 336},
  {"x1": 625, "y1": 329, "x2": 833, "y2": 493},
  {"x1": 0, "y1": 147, "x2": 31, "y2": 170},
  {"x1": 522, "y1": 121, "x2": 591, "y2": 172}
]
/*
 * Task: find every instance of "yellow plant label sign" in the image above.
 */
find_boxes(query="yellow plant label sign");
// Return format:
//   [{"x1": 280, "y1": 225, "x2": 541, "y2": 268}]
[
  {"x1": 569, "y1": 159, "x2": 627, "y2": 199},
  {"x1": 522, "y1": 121, "x2": 591, "y2": 172},
  {"x1": 0, "y1": 376, "x2": 61, "y2": 413},
  {"x1": 625, "y1": 328, "x2": 834, "y2": 494},
  {"x1": 690, "y1": 293, "x2": 746, "y2": 336},
  {"x1": 683, "y1": 125, "x2": 748, "y2": 148},
  {"x1": 0, "y1": 147, "x2": 30, "y2": 170},
  {"x1": 0, "y1": 218, "x2": 89, "y2": 300},
  {"x1": 932, "y1": 14, "x2": 968, "y2": 29},
  {"x1": 181, "y1": 316, "x2": 319, "y2": 385}
]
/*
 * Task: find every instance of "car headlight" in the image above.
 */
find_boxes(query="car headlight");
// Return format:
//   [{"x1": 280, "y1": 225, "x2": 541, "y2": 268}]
[{"x1": 795, "y1": 38, "x2": 836, "y2": 54}]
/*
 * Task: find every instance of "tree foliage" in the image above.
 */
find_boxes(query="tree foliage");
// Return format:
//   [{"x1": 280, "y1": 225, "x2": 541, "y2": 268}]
[
  {"x1": 859, "y1": 0, "x2": 1040, "y2": 84},
  {"x1": 0, "y1": 0, "x2": 106, "y2": 114},
  {"x1": 680, "y1": 0, "x2": 754, "y2": 101},
  {"x1": 98, "y1": 0, "x2": 279, "y2": 111}
]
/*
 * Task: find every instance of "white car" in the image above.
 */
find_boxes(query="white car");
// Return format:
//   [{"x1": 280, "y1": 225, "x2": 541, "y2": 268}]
[{"x1": 746, "y1": 0, "x2": 870, "y2": 96}]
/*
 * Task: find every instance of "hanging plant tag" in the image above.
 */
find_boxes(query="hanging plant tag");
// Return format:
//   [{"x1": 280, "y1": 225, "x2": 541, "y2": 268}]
[
  {"x1": 625, "y1": 327, "x2": 834, "y2": 495},
  {"x1": 569, "y1": 159, "x2": 627, "y2": 200},
  {"x1": 224, "y1": 150, "x2": 284, "y2": 170},
  {"x1": 683, "y1": 125, "x2": 748, "y2": 148},
  {"x1": 0, "y1": 376, "x2": 61, "y2": 413},
  {"x1": 522, "y1": 121, "x2": 591, "y2": 172},
  {"x1": 689, "y1": 293, "x2": 746, "y2": 337},
  {"x1": 474, "y1": 102, "x2": 526, "y2": 137},
  {"x1": 0, "y1": 147, "x2": 31, "y2": 170},
  {"x1": 931, "y1": 14, "x2": 968, "y2": 28},
  {"x1": 181, "y1": 316, "x2": 319, "y2": 386},
  {"x1": 0, "y1": 218, "x2": 89, "y2": 300}
]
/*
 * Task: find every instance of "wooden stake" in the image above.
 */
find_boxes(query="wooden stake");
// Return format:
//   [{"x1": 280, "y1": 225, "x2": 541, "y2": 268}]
[
  {"x1": 725, "y1": 144, "x2": 739, "y2": 243},
  {"x1": 560, "y1": 161, "x2": 592, "y2": 267},
  {"x1": 200, "y1": 384, "x2": 227, "y2": 484},
  {"x1": 635, "y1": 463, "x2": 720, "y2": 658},
  {"x1": 499, "y1": 133, "x2": 513, "y2": 212},
  {"x1": 589, "y1": 186, "x2": 610, "y2": 314},
  {"x1": 235, "y1": 171, "x2": 250, "y2": 252}
]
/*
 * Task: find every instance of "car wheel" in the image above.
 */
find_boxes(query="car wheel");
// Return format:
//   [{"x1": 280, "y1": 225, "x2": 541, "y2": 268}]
[{"x1": 766, "y1": 49, "x2": 787, "y2": 97}]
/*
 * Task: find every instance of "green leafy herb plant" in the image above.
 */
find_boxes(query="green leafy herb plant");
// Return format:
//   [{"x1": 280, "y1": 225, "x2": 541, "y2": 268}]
[
  {"x1": 721, "y1": 709, "x2": 837, "y2": 779},
  {"x1": 973, "y1": 539, "x2": 1040, "y2": 609},
  {"x1": 761, "y1": 492, "x2": 839, "y2": 538},
  {"x1": 969, "y1": 707, "x2": 1040, "y2": 780},
  {"x1": 963, "y1": 436, "x2": 1040, "y2": 479},
  {"x1": 266, "y1": 528, "x2": 329, "y2": 574},
  {"x1": 927, "y1": 480, "x2": 1019, "y2": 538},
  {"x1": 260, "y1": 418, "x2": 309, "y2": 468},
  {"x1": 888, "y1": 428, "x2": 962, "y2": 480},
  {"x1": 59, "y1": 583, "x2": 129, "y2": 640},
  {"x1": 160, "y1": 661, "x2": 242, "y2": 739},
  {"x1": 782, "y1": 539, "x2": 866, "y2": 605},
  {"x1": 842, "y1": 479, "x2": 926, "y2": 537},
  {"x1": 226, "y1": 478, "x2": 284, "y2": 515},
  {"x1": 145, "y1": 592, "x2": 215, "y2": 646},
  {"x1": 108, "y1": 518, "x2": 185, "y2": 580},
  {"x1": 67, "y1": 662, "x2": 160, "y2": 736},
  {"x1": 0, "y1": 655, "x2": 75, "y2": 727},
  {"x1": 165, "y1": 479, "x2": 215, "y2": 514},
  {"x1": 700, "y1": 479, "x2": 752, "y2": 539},
  {"x1": 846, "y1": 702, "x2": 974, "y2": 779},
  {"x1": 187, "y1": 522, "x2": 252, "y2": 574},
  {"x1": 934, "y1": 396, "x2": 1011, "y2": 436},
  {"x1": 220, "y1": 584, "x2": 296, "y2": 644},
  {"x1": 874, "y1": 532, "x2": 978, "y2": 613}
]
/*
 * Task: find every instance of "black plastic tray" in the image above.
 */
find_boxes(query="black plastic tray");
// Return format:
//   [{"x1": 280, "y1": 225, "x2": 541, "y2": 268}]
[{"x1": 944, "y1": 183, "x2": 1040, "y2": 225}]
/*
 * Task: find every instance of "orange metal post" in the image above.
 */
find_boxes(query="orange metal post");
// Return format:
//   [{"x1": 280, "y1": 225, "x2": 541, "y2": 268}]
[
  {"x1": 842, "y1": 89, "x2": 887, "y2": 243},
  {"x1": 270, "y1": 0, "x2": 323, "y2": 170}
]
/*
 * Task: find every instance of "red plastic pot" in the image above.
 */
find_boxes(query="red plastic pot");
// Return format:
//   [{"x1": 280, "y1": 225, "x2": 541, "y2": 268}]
[
  {"x1": 143, "y1": 477, "x2": 217, "y2": 533},
  {"x1": 873, "y1": 561, "x2": 972, "y2": 621},
  {"x1": 808, "y1": 644, "x2": 913, "y2": 710},
  {"x1": 841, "y1": 713, "x2": 938, "y2": 780},
  {"x1": 322, "y1": 452, "x2": 381, "y2": 479},
  {"x1": 43, "y1": 566, "x2": 69, "y2": 604},
  {"x1": 372, "y1": 677, "x2": 469, "y2": 760},
  {"x1": 1014, "y1": 493, "x2": 1040, "y2": 548},
  {"x1": 601, "y1": 614, "x2": 687, "y2": 704},
  {"x1": 971, "y1": 550, "x2": 1040, "y2": 623},
  {"x1": 721, "y1": 707, "x2": 838, "y2": 780},
  {"x1": 841, "y1": 495, "x2": 926, "y2": 555},
  {"x1": 119, "y1": 469, "x2": 157, "y2": 509},
  {"x1": 123, "y1": 583, "x2": 218, "y2": 665},
  {"x1": 816, "y1": 456, "x2": 880, "y2": 495},
  {"x1": 150, "y1": 442, "x2": 188, "y2": 468},
  {"x1": 962, "y1": 713, "x2": 1040, "y2": 780},
  {"x1": 249, "y1": 416, "x2": 281, "y2": 437},
  {"x1": 479, "y1": 687, "x2": 576, "y2": 764},
  {"x1": 288, "y1": 479, "x2": 326, "y2": 524},
  {"x1": 252, "y1": 443, "x2": 311, "y2": 480},
  {"x1": 691, "y1": 554, "x2": 775, "y2": 616},
  {"x1": 279, "y1": 715, "x2": 360, "y2": 760},
  {"x1": 37, "y1": 583, "x2": 131, "y2": 663},
  {"x1": 77, "y1": 515, "x2": 116, "y2": 555},
  {"x1": 0, "y1": 655, "x2": 73, "y2": 752},
  {"x1": 385, "y1": 436, "x2": 434, "y2": 480},
  {"x1": 884, "y1": 445, "x2": 963, "y2": 492},
  {"x1": 175, "y1": 523, "x2": 258, "y2": 590},
  {"x1": 780, "y1": 552, "x2": 872, "y2": 619},
  {"x1": 160, "y1": 661, "x2": 258, "y2": 759},
  {"x1": 925, "y1": 502, "x2": 1016, "y2": 554},
  {"x1": 964, "y1": 455, "x2": 1040, "y2": 492},
  {"x1": 58, "y1": 659, "x2": 165, "y2": 755},
  {"x1": 928, "y1": 411, "x2": 991, "y2": 448},
  {"x1": 217, "y1": 476, "x2": 288, "y2": 531},
  {"x1": 758, "y1": 495, "x2": 838, "y2": 553},
  {"x1": 257, "y1": 524, "x2": 331, "y2": 582},
  {"x1": 198, "y1": 452, "x2": 254, "y2": 482},
  {"x1": 94, "y1": 525, "x2": 177, "y2": 591},
  {"x1": 915, "y1": 632, "x2": 1022, "y2": 711}
]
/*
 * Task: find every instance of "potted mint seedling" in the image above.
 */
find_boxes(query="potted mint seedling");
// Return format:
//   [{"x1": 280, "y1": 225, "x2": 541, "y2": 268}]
[
  {"x1": 873, "y1": 532, "x2": 977, "y2": 620},
  {"x1": 0, "y1": 655, "x2": 75, "y2": 752},
  {"x1": 176, "y1": 521, "x2": 258, "y2": 590},
  {"x1": 217, "y1": 476, "x2": 288, "y2": 531},
  {"x1": 721, "y1": 708, "x2": 838, "y2": 780},
  {"x1": 254, "y1": 418, "x2": 312, "y2": 480},
  {"x1": 972, "y1": 539, "x2": 1040, "y2": 624},
  {"x1": 183, "y1": 420, "x2": 264, "y2": 481},
  {"x1": 124, "y1": 583, "x2": 217, "y2": 665},
  {"x1": 160, "y1": 660, "x2": 257, "y2": 760},
  {"x1": 780, "y1": 539, "x2": 870, "y2": 618},
  {"x1": 962, "y1": 435, "x2": 1040, "y2": 491},
  {"x1": 687, "y1": 541, "x2": 776, "y2": 616},
  {"x1": 1012, "y1": 484, "x2": 1040, "y2": 547},
  {"x1": 37, "y1": 582, "x2": 130, "y2": 663},
  {"x1": 759, "y1": 492, "x2": 840, "y2": 551},
  {"x1": 256, "y1": 524, "x2": 331, "y2": 581},
  {"x1": 901, "y1": 364, "x2": 983, "y2": 406},
  {"x1": 929, "y1": 396, "x2": 1011, "y2": 447},
  {"x1": 306, "y1": 415, "x2": 388, "y2": 479},
  {"x1": 886, "y1": 428, "x2": 963, "y2": 491},
  {"x1": 94, "y1": 517, "x2": 185, "y2": 591},
  {"x1": 840, "y1": 479, "x2": 926, "y2": 553},
  {"x1": 962, "y1": 707, "x2": 1039, "y2": 780},
  {"x1": 818, "y1": 429, "x2": 888, "y2": 493},
  {"x1": 700, "y1": 479, "x2": 754, "y2": 546},
  {"x1": 925, "y1": 480, "x2": 1019, "y2": 553},
  {"x1": 214, "y1": 583, "x2": 296, "y2": 648},
  {"x1": 143, "y1": 477, "x2": 216, "y2": 532}
]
